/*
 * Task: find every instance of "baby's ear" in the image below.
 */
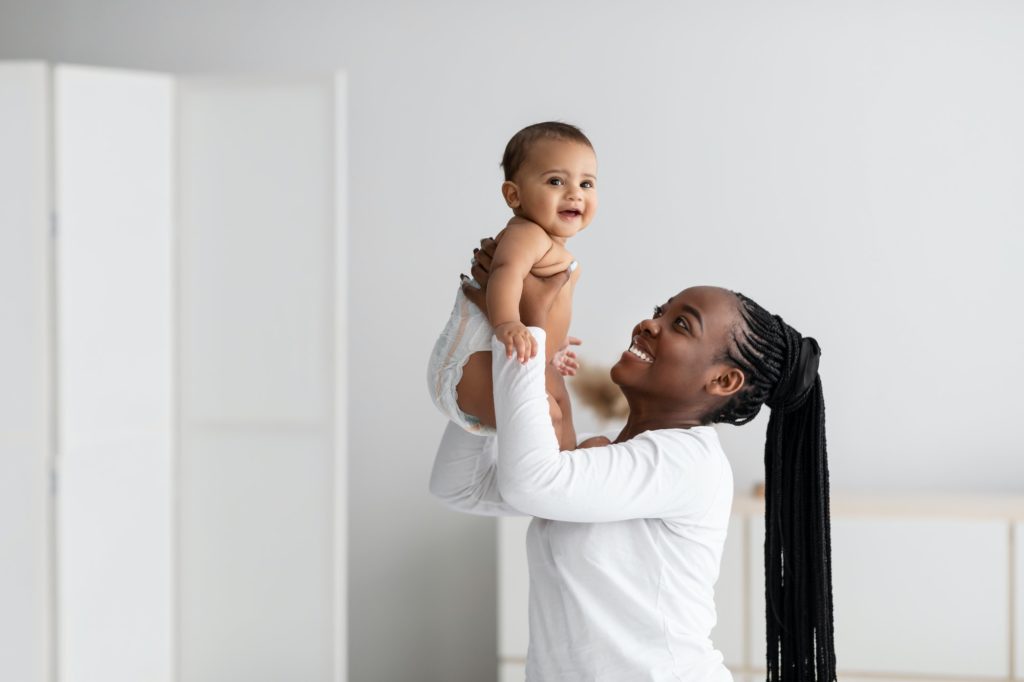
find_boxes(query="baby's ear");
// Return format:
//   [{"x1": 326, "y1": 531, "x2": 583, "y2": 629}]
[{"x1": 501, "y1": 181, "x2": 520, "y2": 209}]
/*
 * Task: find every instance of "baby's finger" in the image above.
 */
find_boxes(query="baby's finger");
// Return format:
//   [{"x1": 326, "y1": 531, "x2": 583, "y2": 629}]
[{"x1": 566, "y1": 336, "x2": 582, "y2": 347}]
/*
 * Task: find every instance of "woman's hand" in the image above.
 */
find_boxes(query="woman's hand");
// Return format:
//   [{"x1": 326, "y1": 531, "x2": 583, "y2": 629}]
[{"x1": 461, "y1": 236, "x2": 572, "y2": 328}]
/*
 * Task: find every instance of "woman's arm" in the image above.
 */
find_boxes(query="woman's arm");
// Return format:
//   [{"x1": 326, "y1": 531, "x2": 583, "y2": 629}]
[
  {"x1": 428, "y1": 421, "x2": 528, "y2": 517},
  {"x1": 493, "y1": 328, "x2": 727, "y2": 523}
]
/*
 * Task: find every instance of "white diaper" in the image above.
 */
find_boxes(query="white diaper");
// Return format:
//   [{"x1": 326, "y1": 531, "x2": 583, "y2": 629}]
[{"x1": 427, "y1": 284, "x2": 496, "y2": 434}]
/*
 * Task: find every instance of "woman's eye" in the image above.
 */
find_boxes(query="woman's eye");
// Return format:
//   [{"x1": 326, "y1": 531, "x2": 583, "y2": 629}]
[
  {"x1": 675, "y1": 317, "x2": 690, "y2": 331},
  {"x1": 581, "y1": 180, "x2": 594, "y2": 189},
  {"x1": 548, "y1": 177, "x2": 564, "y2": 186},
  {"x1": 652, "y1": 305, "x2": 664, "y2": 318}
]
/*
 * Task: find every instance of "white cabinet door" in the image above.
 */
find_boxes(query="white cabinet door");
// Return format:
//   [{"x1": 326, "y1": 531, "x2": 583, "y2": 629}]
[
  {"x1": 1015, "y1": 522, "x2": 1023, "y2": 679},
  {"x1": 711, "y1": 516, "x2": 746, "y2": 667},
  {"x1": 749, "y1": 515, "x2": 1010, "y2": 677},
  {"x1": 0, "y1": 60, "x2": 53, "y2": 682},
  {"x1": 499, "y1": 516, "x2": 532, "y2": 662},
  {"x1": 499, "y1": 661, "x2": 527, "y2": 682},
  {"x1": 176, "y1": 76, "x2": 339, "y2": 682},
  {"x1": 55, "y1": 64, "x2": 176, "y2": 682}
]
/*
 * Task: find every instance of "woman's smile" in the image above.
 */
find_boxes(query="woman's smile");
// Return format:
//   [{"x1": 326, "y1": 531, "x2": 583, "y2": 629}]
[{"x1": 625, "y1": 335, "x2": 655, "y2": 363}]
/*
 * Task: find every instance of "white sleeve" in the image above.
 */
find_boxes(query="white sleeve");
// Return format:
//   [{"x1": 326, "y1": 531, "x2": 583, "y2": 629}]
[
  {"x1": 493, "y1": 328, "x2": 725, "y2": 523},
  {"x1": 428, "y1": 421, "x2": 529, "y2": 517}
]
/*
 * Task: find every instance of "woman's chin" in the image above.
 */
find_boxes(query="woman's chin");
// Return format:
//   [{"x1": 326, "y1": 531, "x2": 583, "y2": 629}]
[{"x1": 609, "y1": 360, "x2": 629, "y2": 386}]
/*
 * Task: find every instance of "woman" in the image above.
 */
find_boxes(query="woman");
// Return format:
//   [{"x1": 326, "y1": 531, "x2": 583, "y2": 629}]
[{"x1": 430, "y1": 241, "x2": 836, "y2": 682}]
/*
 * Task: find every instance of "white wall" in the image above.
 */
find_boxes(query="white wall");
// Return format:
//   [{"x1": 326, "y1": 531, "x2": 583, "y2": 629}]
[{"x1": 2, "y1": 3, "x2": 1022, "y2": 681}]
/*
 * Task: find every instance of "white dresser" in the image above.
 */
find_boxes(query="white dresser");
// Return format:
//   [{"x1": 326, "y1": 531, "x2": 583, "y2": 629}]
[{"x1": 499, "y1": 493, "x2": 1024, "y2": 681}]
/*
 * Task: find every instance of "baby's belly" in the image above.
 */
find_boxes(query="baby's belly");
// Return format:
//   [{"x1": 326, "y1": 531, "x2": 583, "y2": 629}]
[{"x1": 540, "y1": 290, "x2": 573, "y2": 359}]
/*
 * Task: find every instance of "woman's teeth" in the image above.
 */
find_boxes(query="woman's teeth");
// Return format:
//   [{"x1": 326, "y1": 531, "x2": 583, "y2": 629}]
[{"x1": 628, "y1": 344, "x2": 653, "y2": 362}]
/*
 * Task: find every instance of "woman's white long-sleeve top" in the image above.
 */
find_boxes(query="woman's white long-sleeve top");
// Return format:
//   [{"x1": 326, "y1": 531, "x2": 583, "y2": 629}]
[{"x1": 429, "y1": 329, "x2": 734, "y2": 682}]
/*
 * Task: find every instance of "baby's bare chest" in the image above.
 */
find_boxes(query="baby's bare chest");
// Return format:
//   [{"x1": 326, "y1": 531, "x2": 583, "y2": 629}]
[{"x1": 530, "y1": 242, "x2": 575, "y2": 277}]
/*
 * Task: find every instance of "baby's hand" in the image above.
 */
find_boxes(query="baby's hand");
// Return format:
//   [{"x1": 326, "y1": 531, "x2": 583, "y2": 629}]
[
  {"x1": 552, "y1": 336, "x2": 582, "y2": 377},
  {"x1": 494, "y1": 321, "x2": 537, "y2": 364}
]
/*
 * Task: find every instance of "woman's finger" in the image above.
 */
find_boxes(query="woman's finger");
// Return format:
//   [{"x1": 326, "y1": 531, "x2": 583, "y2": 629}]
[
  {"x1": 461, "y1": 276, "x2": 487, "y2": 312},
  {"x1": 469, "y1": 236, "x2": 496, "y2": 291},
  {"x1": 470, "y1": 260, "x2": 489, "y2": 287},
  {"x1": 474, "y1": 246, "x2": 494, "y2": 271},
  {"x1": 478, "y1": 237, "x2": 497, "y2": 257}
]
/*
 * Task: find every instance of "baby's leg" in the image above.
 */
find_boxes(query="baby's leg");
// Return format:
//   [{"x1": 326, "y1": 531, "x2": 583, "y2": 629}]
[
  {"x1": 457, "y1": 352, "x2": 576, "y2": 450},
  {"x1": 456, "y1": 351, "x2": 496, "y2": 429},
  {"x1": 546, "y1": 365, "x2": 577, "y2": 451}
]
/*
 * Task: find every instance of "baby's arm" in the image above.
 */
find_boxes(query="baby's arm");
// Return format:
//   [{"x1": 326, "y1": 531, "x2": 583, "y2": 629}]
[{"x1": 487, "y1": 222, "x2": 554, "y2": 363}]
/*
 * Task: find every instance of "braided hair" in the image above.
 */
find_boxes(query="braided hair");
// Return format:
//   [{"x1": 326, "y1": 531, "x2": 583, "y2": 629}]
[{"x1": 708, "y1": 292, "x2": 837, "y2": 681}]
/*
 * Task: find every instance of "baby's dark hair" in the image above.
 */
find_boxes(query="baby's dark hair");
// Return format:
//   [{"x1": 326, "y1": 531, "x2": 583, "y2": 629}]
[
  {"x1": 500, "y1": 121, "x2": 594, "y2": 181},
  {"x1": 709, "y1": 291, "x2": 838, "y2": 681}
]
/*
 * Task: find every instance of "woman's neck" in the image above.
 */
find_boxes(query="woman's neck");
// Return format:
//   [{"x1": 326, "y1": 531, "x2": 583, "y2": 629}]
[{"x1": 614, "y1": 410, "x2": 704, "y2": 442}]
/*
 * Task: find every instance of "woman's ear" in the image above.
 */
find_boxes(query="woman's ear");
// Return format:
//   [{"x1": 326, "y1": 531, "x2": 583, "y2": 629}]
[
  {"x1": 501, "y1": 181, "x2": 521, "y2": 209},
  {"x1": 707, "y1": 366, "x2": 744, "y2": 398}
]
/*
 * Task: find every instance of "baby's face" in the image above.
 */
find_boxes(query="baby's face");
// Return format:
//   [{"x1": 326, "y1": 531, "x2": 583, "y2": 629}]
[{"x1": 508, "y1": 139, "x2": 598, "y2": 240}]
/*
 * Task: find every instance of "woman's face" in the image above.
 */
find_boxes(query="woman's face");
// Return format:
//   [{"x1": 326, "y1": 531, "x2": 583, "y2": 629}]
[{"x1": 610, "y1": 286, "x2": 743, "y2": 409}]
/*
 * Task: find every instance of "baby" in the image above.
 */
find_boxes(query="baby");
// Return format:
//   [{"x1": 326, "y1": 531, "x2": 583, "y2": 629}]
[{"x1": 428, "y1": 122, "x2": 597, "y2": 450}]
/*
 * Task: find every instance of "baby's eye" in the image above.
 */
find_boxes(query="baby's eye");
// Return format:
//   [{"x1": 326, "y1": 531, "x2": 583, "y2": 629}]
[
  {"x1": 652, "y1": 305, "x2": 664, "y2": 318},
  {"x1": 581, "y1": 180, "x2": 594, "y2": 189},
  {"x1": 547, "y1": 177, "x2": 564, "y2": 186}
]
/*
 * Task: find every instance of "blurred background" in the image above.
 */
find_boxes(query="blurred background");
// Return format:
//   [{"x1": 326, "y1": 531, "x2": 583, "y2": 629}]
[{"x1": 1, "y1": 1, "x2": 1022, "y2": 681}]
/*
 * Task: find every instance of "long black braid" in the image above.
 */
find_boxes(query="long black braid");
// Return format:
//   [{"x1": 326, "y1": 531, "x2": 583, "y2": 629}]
[{"x1": 708, "y1": 292, "x2": 837, "y2": 681}]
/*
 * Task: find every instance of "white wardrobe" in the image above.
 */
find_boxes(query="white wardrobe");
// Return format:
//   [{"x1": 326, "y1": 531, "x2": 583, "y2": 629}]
[{"x1": 0, "y1": 61, "x2": 347, "y2": 682}]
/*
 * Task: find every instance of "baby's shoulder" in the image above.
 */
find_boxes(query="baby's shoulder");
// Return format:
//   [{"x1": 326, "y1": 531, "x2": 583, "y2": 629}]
[
  {"x1": 493, "y1": 218, "x2": 557, "y2": 263},
  {"x1": 495, "y1": 218, "x2": 553, "y2": 244}
]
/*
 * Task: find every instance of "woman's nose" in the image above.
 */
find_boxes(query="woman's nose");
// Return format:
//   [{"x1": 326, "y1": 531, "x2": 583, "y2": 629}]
[{"x1": 638, "y1": 317, "x2": 660, "y2": 336}]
